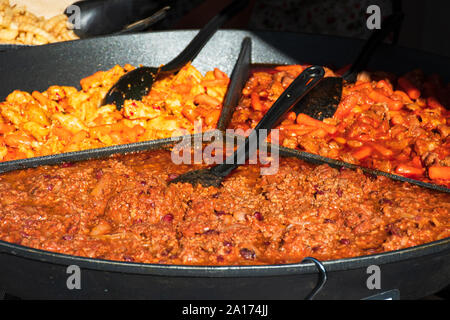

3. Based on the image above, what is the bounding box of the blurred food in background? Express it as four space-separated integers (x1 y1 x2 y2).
0 0 78 44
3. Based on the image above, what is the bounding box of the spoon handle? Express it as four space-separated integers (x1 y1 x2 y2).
217 37 252 131
116 6 171 35
343 12 404 82
211 66 325 177
161 0 249 73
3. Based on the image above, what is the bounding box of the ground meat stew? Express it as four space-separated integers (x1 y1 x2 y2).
0 149 448 265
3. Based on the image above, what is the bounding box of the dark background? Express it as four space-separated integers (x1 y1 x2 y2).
149 0 450 58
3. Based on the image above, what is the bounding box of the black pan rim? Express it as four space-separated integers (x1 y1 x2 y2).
0 237 448 277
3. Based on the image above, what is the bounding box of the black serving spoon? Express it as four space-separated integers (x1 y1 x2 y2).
217 37 252 132
293 12 404 120
67 0 169 38
170 66 325 187
102 0 249 110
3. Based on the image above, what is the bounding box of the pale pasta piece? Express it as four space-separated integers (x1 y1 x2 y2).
0 27 17 40
0 0 79 44
51 113 88 134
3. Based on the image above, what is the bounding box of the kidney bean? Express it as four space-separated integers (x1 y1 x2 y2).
240 248 256 260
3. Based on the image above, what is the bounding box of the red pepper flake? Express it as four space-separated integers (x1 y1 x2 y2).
336 189 343 197
340 239 350 245
216 255 224 263
62 235 73 241
47 184 54 191
167 173 179 181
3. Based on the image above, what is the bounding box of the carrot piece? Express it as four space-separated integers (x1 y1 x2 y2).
391 90 413 104
395 164 424 177
333 137 347 144
281 124 315 136
376 80 394 96
369 142 393 157
427 96 444 109
334 92 362 119
351 145 373 160
429 166 450 180
201 79 229 87
194 94 221 107
398 77 420 100
411 156 422 168
310 128 328 138
286 112 297 121
274 65 304 73
250 92 264 111
296 113 337 134
0 123 16 134
390 113 404 125
213 68 228 80
347 82 372 92
368 90 404 110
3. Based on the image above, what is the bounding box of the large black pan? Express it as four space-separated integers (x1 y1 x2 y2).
0 31 449 300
